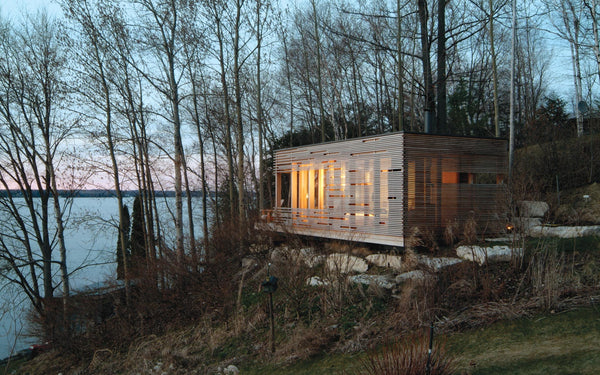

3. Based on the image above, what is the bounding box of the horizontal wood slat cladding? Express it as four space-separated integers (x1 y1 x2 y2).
402 133 508 239
271 132 508 247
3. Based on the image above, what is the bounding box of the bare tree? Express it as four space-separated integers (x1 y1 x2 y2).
310 0 327 142
133 0 191 260
436 0 447 133
545 0 585 136
233 0 246 222
489 0 501 137
204 0 237 219
62 0 137 300
396 0 405 132
584 0 600 81
0 12 72 318
254 0 271 211
417 0 436 132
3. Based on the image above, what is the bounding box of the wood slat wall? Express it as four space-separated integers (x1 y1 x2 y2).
402 133 508 238
272 132 508 247
274 133 406 246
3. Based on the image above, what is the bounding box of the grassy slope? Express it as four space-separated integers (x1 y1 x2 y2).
242 353 364 375
242 307 600 375
450 307 600 375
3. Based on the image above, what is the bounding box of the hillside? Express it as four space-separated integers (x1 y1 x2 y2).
8 228 600 374
6 135 600 374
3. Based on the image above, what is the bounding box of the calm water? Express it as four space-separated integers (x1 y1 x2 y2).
0 196 207 359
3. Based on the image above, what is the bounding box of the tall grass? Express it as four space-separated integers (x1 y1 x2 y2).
360 332 455 375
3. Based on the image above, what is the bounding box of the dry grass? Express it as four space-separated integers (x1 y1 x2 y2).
274 324 336 363
401 248 419 272
462 215 478 244
443 220 460 246
360 332 456 375
17 213 600 375
551 183 600 225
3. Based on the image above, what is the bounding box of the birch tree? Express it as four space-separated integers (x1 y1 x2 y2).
0 12 71 317
545 0 585 136
584 0 600 83
62 0 135 298
204 0 236 219
133 0 190 260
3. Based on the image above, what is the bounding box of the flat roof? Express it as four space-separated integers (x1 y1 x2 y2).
274 131 507 152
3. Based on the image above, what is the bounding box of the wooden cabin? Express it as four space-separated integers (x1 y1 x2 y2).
265 132 508 247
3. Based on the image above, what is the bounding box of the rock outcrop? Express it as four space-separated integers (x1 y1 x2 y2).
456 245 523 265
326 253 369 274
366 254 402 271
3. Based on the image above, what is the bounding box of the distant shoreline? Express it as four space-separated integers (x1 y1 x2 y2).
0 190 212 198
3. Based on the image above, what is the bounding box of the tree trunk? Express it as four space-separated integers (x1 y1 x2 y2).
282 31 294 146
509 0 516 178
190 72 210 258
436 0 447 134
311 0 327 142
489 0 500 137
396 0 404 132
214 9 236 218
234 0 246 223
585 0 600 80
256 0 265 212
417 0 436 133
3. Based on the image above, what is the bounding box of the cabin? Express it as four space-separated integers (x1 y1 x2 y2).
264 132 508 247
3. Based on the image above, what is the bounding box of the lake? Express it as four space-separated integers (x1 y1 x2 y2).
0 196 207 359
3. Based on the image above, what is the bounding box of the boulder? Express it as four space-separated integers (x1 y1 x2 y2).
249 243 270 253
223 365 240 375
418 256 462 271
306 276 329 287
270 246 324 267
349 274 395 289
241 257 257 270
518 201 549 218
326 253 369 274
269 246 289 263
299 248 325 268
514 217 543 234
366 254 402 271
395 270 434 283
528 225 600 238
305 255 326 268
456 245 523 265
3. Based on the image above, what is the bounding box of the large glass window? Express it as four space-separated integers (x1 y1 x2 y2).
278 172 291 207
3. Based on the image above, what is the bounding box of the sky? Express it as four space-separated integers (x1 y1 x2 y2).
0 0 60 20
0 0 587 112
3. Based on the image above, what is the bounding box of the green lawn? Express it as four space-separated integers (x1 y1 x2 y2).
242 351 365 375
450 306 600 374
242 306 600 374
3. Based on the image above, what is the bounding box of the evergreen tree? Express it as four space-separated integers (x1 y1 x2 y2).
130 194 146 263
116 204 131 280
